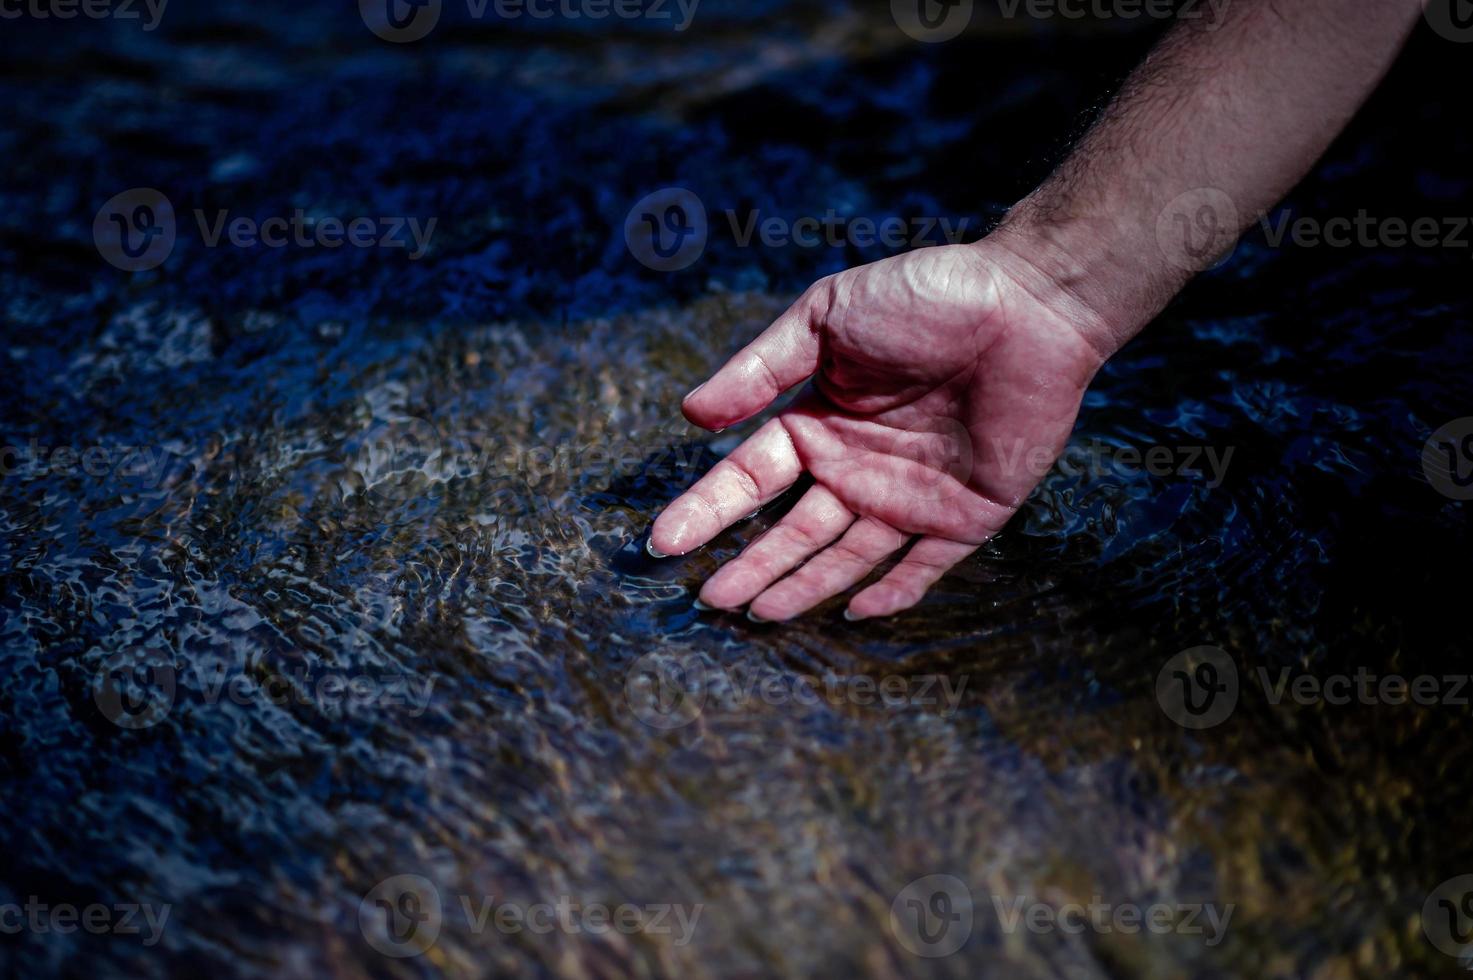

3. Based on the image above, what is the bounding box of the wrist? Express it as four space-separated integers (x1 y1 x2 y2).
980 194 1189 360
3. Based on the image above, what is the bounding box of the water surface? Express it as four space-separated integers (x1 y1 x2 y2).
2 3 1471 977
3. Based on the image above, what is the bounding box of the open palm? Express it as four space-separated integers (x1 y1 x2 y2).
649 242 1107 621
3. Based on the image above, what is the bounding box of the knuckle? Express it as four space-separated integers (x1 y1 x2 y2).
778 523 822 552
726 461 763 507
827 543 870 567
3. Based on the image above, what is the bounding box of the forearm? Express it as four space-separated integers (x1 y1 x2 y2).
987 0 1421 358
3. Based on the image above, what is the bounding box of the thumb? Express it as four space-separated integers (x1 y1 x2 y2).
682 278 831 430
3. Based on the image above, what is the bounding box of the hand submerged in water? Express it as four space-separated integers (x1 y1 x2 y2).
648 241 1109 621
647 0 1422 620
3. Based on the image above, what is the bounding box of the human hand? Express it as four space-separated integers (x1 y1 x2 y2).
648 0 1420 622
648 240 1110 621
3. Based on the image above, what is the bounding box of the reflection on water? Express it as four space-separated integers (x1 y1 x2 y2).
2 3 1472 977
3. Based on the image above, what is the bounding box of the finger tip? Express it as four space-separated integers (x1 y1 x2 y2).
845 597 894 621
848 582 916 621
680 390 721 429
747 597 797 623
681 390 746 433
648 513 692 558
696 585 735 613
699 572 762 613
681 409 728 433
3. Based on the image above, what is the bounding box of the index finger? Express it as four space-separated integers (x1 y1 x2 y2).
680 279 831 431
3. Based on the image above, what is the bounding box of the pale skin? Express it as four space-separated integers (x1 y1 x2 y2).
650 0 1424 621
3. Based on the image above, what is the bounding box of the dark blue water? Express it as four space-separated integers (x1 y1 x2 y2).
2 3 1471 977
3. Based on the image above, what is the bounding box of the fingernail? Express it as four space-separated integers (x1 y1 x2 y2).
843 608 864 622
646 537 670 559
746 610 769 624
684 383 705 402
693 598 714 611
